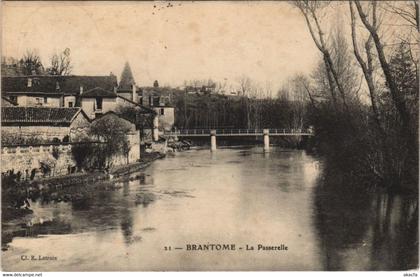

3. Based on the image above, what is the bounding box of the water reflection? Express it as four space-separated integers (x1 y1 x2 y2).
314 168 418 270
1 147 418 271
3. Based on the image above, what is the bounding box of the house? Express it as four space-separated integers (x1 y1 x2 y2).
80 87 119 119
1 106 91 143
139 85 175 131
1 75 118 108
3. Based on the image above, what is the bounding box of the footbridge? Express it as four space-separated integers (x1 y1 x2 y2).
163 128 313 151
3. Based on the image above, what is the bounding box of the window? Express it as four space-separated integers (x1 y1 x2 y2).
68 102 73 107
36 98 42 105
160 108 165 115
44 97 48 104
96 97 103 110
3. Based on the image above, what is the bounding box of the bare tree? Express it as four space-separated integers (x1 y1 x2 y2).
47 48 72 75
349 1 382 128
19 49 44 75
293 1 349 110
354 1 412 137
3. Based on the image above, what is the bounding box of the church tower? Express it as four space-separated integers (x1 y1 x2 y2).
117 62 137 102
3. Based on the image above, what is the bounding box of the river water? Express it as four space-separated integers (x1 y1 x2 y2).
2 147 418 271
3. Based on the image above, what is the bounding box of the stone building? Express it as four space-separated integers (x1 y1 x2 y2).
1 75 118 108
139 84 175 131
80 87 119 119
1 106 90 143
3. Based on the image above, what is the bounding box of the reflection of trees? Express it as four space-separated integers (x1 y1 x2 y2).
370 193 418 270
314 168 373 270
120 210 134 245
314 167 418 270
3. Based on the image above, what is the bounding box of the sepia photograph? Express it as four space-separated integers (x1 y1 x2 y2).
0 0 418 273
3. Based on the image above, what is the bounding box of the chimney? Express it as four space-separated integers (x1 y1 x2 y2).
132 83 136 102
80 85 83 94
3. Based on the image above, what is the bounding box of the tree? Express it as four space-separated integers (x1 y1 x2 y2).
293 1 349 111
349 1 382 128
153 80 159 88
354 1 412 136
89 115 132 169
47 48 72 75
19 49 44 75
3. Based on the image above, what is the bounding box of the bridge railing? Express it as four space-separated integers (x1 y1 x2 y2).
164 128 313 136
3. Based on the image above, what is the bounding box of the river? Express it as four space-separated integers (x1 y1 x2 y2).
1 147 417 271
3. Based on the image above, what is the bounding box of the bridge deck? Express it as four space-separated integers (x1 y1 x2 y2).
163 129 313 137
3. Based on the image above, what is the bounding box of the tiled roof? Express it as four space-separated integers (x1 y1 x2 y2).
1 107 87 125
80 87 117 98
1 96 18 106
116 95 156 114
2 75 118 95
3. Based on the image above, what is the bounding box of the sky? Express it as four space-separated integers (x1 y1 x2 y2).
2 1 321 91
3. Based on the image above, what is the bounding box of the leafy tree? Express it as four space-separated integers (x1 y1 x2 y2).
89 115 132 169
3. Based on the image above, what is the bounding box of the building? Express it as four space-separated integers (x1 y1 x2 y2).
1 106 91 143
140 84 175 131
80 87 119 119
1 75 118 108
1 96 18 107
116 62 138 102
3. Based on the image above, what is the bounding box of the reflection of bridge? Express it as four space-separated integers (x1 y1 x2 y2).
163 129 313 151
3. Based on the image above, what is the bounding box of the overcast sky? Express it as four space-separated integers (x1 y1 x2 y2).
2 1 321 90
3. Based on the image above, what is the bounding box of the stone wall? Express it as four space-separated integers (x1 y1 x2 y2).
1 141 140 180
2 126 72 142
1 144 76 179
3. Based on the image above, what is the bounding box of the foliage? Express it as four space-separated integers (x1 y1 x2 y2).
1 133 58 145
173 93 309 130
88 115 132 169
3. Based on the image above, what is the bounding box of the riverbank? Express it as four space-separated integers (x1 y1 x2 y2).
1 152 165 222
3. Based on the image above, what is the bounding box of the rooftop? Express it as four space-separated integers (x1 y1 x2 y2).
81 87 117 98
1 106 88 125
2 75 118 95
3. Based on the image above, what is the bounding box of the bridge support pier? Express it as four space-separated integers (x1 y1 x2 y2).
263 129 270 152
210 130 217 151
153 116 159 142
